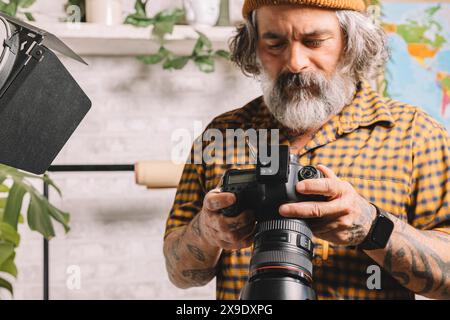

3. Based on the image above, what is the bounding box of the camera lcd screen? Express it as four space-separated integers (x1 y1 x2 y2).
228 172 256 184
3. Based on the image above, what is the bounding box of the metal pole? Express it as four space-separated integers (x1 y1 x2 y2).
48 164 134 172
43 180 49 300
41 164 135 300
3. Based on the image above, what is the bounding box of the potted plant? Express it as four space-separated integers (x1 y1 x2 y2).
0 165 69 297
125 0 230 73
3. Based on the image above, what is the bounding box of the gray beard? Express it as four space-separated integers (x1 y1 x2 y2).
260 67 357 133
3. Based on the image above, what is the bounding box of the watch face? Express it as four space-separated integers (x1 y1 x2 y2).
372 213 395 247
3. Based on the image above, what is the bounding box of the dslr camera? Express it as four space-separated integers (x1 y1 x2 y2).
220 145 325 300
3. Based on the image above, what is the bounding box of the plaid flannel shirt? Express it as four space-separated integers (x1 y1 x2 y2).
165 81 450 300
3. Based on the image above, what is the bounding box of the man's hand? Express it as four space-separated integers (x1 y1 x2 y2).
163 188 255 289
279 164 377 246
199 189 256 250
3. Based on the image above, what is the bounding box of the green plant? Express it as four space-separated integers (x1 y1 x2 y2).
125 0 230 73
0 165 69 296
0 0 36 21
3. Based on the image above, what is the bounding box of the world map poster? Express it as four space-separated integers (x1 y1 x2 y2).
381 2 450 130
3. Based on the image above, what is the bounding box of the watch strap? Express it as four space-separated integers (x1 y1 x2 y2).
358 204 394 250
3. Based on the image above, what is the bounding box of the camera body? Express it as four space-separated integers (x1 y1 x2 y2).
220 145 325 220
220 145 325 300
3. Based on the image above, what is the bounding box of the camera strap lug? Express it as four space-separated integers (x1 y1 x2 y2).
4 32 20 55
29 43 45 62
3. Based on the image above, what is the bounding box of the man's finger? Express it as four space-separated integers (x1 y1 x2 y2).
204 191 236 211
316 164 338 179
279 200 345 219
296 178 343 198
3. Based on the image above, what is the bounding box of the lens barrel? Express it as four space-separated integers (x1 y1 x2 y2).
240 218 316 300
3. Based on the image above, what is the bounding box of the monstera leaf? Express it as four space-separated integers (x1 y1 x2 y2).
0 164 68 296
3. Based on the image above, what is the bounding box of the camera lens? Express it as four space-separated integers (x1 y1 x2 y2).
240 218 316 300
298 166 322 181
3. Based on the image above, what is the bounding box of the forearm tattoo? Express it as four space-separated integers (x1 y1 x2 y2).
187 244 206 262
165 220 218 286
182 268 216 283
171 237 181 262
382 217 450 297
348 223 368 246
191 214 202 237
348 201 375 246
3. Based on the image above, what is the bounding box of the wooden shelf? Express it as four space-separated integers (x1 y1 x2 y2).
34 22 235 56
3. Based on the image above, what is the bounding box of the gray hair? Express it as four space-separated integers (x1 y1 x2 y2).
229 9 390 81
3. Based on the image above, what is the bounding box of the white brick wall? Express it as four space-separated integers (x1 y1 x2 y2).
10 0 262 300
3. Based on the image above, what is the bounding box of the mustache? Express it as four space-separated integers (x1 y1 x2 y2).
274 72 327 97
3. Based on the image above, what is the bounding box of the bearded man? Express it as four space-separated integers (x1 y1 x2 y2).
163 0 450 300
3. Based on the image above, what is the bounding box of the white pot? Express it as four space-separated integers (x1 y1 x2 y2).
183 0 221 27
86 0 123 25
143 0 183 17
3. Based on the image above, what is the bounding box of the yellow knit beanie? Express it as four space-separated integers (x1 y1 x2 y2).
242 0 367 18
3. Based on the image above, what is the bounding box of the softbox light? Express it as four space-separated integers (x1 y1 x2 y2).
0 12 91 174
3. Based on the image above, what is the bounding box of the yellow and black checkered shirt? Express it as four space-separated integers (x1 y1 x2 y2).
165 81 450 300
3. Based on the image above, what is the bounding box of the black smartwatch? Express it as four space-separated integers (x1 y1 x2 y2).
358 204 394 250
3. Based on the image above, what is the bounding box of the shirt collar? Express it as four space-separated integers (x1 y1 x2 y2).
336 81 396 135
